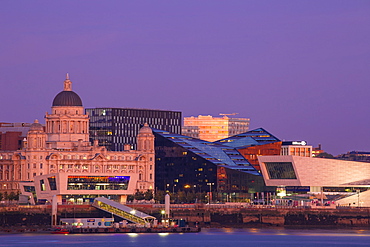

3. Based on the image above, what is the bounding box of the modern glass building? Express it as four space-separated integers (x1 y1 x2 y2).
214 128 282 172
153 129 271 202
86 108 182 151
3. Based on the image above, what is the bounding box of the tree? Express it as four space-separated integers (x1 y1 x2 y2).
186 191 196 203
196 192 207 203
134 190 145 201
3 192 8 201
8 192 16 201
127 195 134 203
177 191 187 203
154 190 165 203
144 189 153 201
316 152 334 159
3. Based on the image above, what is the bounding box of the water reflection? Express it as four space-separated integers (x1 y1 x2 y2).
1 228 370 247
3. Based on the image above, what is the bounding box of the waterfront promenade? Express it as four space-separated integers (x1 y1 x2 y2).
1 202 370 230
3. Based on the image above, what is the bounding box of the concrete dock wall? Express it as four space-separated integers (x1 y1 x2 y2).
1 205 370 228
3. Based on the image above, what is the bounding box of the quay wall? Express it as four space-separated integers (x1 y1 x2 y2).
1 204 370 228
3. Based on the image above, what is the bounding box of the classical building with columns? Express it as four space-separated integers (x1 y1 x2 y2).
0 76 155 204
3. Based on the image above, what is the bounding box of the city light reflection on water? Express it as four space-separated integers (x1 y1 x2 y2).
1 228 370 247
127 233 138 237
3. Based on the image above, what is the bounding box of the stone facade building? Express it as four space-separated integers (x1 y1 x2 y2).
0 76 155 204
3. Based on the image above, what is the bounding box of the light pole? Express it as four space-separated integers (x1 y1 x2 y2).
357 190 360 208
207 183 214 204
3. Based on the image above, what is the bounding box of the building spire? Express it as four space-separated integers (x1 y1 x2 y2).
63 73 72 91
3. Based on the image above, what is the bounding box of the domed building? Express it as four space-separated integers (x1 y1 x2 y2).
0 75 155 204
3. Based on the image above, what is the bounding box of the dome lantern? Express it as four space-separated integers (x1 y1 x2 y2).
52 74 83 106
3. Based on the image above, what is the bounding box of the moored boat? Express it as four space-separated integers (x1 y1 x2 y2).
50 228 70 234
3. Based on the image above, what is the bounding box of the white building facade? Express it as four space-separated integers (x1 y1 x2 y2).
258 155 370 207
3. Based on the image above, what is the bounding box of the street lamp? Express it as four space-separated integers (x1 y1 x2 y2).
207 183 214 204
161 210 165 223
357 190 360 208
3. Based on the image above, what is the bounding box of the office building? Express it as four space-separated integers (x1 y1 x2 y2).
0 122 32 150
86 108 182 151
312 144 325 157
281 141 312 157
183 114 250 142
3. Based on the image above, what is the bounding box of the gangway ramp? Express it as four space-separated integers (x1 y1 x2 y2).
92 197 156 225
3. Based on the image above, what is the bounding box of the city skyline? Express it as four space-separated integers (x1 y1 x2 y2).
1 1 370 155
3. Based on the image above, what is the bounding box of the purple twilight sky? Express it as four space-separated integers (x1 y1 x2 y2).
1 1 370 155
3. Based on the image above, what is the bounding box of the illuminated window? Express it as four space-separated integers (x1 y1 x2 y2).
40 179 46 191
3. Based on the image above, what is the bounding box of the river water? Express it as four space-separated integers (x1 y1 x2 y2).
1 228 370 247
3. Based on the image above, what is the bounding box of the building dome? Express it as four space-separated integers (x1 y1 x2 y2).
52 75 83 107
29 119 44 132
139 123 153 134
52 91 83 106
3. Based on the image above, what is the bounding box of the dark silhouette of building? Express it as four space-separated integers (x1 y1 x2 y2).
336 151 370 163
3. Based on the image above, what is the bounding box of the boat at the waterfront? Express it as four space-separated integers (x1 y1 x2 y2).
55 217 200 234
67 226 201 234
50 228 70 234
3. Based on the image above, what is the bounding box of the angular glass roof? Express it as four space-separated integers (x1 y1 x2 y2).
153 129 260 176
214 128 280 148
